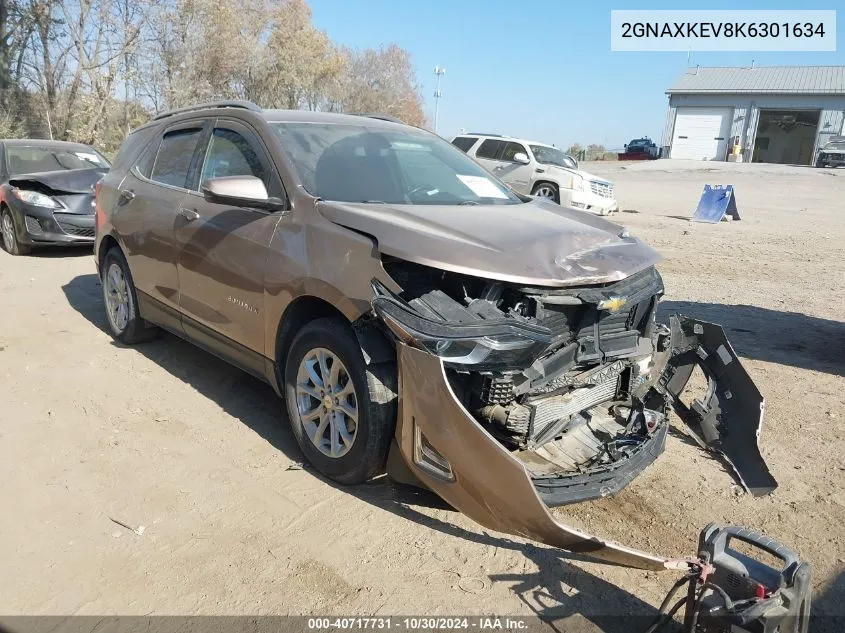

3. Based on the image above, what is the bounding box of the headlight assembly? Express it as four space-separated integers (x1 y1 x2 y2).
565 173 584 191
11 188 61 209
371 281 552 371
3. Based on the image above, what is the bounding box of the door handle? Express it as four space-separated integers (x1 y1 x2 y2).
178 207 200 221
535 168 545 173
118 189 135 204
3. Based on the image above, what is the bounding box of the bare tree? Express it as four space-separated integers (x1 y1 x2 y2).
4 0 428 150
334 44 427 126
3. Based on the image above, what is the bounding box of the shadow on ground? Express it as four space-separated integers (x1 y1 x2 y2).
812 570 845 633
7 244 94 259
61 273 671 632
660 301 845 377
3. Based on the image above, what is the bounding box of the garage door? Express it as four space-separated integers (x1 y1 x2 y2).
670 107 733 160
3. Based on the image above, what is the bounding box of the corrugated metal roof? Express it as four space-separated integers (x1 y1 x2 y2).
667 66 845 95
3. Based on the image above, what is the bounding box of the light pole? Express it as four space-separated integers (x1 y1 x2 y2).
433 66 446 135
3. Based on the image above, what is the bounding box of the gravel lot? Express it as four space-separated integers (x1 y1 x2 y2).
1 159 843 631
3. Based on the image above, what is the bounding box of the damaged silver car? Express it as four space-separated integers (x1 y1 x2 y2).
95 102 776 570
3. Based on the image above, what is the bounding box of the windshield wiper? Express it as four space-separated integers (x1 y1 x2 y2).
458 200 479 206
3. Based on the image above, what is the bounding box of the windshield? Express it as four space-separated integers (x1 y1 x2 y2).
5 145 110 176
529 145 575 169
628 139 651 147
272 122 521 205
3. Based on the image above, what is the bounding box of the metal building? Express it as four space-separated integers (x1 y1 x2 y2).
661 65 845 165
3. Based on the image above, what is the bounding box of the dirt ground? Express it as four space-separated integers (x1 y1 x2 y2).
1 160 843 631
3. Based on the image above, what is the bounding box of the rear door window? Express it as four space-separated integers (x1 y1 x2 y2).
474 139 505 160
451 137 478 153
150 127 204 188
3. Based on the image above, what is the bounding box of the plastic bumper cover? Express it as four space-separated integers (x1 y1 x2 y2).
392 342 672 571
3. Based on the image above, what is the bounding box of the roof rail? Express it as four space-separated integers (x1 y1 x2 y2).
152 100 262 121
467 132 502 137
349 112 404 124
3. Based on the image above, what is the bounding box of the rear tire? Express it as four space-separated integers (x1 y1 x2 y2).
101 247 157 344
532 182 560 204
1 207 31 256
284 318 397 484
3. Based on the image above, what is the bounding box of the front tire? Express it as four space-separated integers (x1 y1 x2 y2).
1 207 31 256
101 247 157 344
532 182 560 204
284 318 397 484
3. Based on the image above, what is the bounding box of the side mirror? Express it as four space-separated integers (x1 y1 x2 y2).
202 175 285 211
512 152 530 165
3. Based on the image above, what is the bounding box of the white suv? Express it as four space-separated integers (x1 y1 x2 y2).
451 134 618 215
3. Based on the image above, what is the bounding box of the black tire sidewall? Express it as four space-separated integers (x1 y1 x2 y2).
283 319 382 484
2 207 27 255
533 182 560 204
101 248 144 343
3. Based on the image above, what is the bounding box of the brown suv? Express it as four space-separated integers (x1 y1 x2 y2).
95 101 775 569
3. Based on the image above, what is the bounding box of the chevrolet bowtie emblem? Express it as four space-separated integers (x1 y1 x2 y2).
598 297 627 312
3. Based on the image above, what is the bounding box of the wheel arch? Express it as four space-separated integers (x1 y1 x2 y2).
97 234 122 271
1 199 27 248
1 199 21 232
272 294 396 387
531 179 561 193
274 296 351 370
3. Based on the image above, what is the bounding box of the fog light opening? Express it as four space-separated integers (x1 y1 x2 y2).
24 216 44 234
413 421 454 482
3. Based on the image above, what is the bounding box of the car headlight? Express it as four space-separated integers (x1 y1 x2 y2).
11 188 61 208
566 173 584 191
371 282 551 371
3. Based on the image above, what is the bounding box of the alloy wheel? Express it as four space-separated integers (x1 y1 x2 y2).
534 186 557 199
1 213 15 252
104 262 130 332
295 348 358 458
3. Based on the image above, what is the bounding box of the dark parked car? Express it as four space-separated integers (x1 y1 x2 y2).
619 137 659 160
94 101 774 570
0 139 110 255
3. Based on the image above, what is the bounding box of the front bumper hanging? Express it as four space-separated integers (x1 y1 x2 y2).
387 315 776 570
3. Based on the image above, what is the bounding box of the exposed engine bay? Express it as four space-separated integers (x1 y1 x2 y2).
372 256 777 506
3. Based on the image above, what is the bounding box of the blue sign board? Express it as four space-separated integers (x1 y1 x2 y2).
692 185 741 223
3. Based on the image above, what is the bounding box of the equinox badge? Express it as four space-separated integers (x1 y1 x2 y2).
227 296 258 315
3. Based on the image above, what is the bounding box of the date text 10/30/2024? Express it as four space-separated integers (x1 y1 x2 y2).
307 617 529 630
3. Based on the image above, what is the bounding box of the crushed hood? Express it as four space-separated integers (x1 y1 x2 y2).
318 198 661 287
8 167 107 195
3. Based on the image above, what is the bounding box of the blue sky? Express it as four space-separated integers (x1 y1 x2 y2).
309 0 843 149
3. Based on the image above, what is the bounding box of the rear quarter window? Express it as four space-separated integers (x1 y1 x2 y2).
112 125 160 173
451 137 478 153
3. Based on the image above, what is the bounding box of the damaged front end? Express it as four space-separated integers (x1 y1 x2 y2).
364 258 775 569
371 258 776 508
